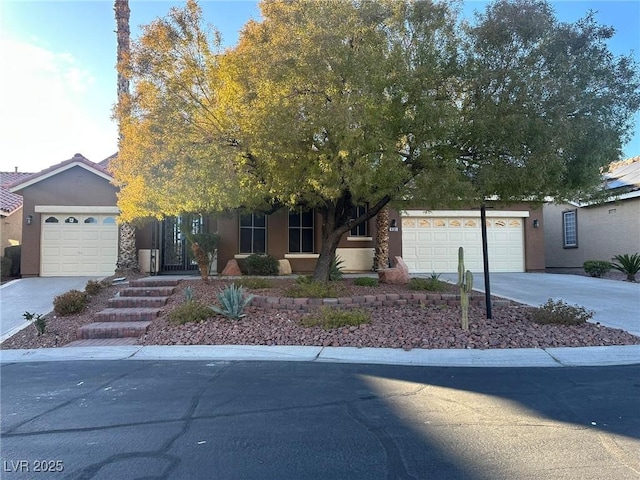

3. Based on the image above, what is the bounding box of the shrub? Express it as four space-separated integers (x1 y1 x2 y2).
245 253 279 276
353 277 378 287
211 284 254 319
23 311 46 336
583 260 612 278
329 255 345 281
611 253 640 282
284 281 340 298
169 301 213 325
408 277 447 292
531 299 594 325
233 277 273 289
85 279 104 295
53 290 88 316
301 307 371 330
4 245 21 276
183 285 195 302
0 257 12 277
296 275 313 285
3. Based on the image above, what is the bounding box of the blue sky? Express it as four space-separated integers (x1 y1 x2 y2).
0 0 638 173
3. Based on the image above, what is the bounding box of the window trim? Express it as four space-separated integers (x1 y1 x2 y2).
562 209 578 248
288 208 315 253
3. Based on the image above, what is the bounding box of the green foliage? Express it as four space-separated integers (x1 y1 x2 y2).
169 301 213 325
531 299 594 325
4 245 21 276
23 311 46 336
611 253 640 282
300 307 371 330
233 277 273 289
430 271 442 280
295 275 313 285
353 277 379 287
85 279 104 295
245 254 279 276
408 277 447 292
457 247 474 330
284 282 340 299
0 257 12 277
53 290 88 316
183 285 194 302
583 260 612 278
329 256 345 281
185 231 220 257
211 284 254 320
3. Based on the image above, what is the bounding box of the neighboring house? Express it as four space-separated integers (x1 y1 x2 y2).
1 170 33 255
11 153 545 277
544 156 640 269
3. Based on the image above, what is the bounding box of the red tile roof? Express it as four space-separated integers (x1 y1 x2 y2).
0 171 32 216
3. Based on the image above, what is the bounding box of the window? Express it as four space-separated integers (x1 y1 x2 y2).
64 216 79 224
289 208 314 253
103 217 116 224
84 217 98 224
45 216 59 223
563 210 577 248
239 213 266 254
350 205 368 237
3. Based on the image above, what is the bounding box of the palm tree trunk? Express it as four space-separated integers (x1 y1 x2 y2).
374 206 390 270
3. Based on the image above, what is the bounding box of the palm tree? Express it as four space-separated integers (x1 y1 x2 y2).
114 0 138 272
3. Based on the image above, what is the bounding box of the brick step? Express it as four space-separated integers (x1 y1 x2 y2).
77 321 152 340
130 278 181 288
121 286 176 297
108 296 169 308
95 308 160 322
65 338 140 347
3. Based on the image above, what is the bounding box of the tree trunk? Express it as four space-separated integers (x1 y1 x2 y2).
374 206 390 270
114 0 138 273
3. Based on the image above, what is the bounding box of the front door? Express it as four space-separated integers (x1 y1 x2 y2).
160 215 204 273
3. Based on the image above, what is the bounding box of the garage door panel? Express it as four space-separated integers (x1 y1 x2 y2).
402 215 524 273
40 213 118 277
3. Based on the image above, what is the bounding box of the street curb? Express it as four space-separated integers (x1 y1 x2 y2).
1 344 638 367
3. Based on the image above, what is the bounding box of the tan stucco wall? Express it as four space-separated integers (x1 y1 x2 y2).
544 198 640 268
1 207 23 254
17 167 118 276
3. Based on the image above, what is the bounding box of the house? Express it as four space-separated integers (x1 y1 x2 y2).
1 170 34 255
11 153 545 277
544 156 640 270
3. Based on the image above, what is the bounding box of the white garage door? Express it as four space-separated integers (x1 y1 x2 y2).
41 214 118 276
401 214 525 273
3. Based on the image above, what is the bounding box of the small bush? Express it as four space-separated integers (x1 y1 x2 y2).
353 277 378 287
408 277 447 292
169 301 213 325
531 299 594 325
23 311 46 336
4 245 21 276
234 278 273 289
296 275 313 285
211 284 254 319
284 281 340 298
0 256 12 277
85 279 104 295
53 290 88 316
583 260 612 278
301 307 371 330
183 285 195 302
329 255 345 281
245 253 279 276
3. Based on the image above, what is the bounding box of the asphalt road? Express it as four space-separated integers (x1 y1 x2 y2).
1 360 639 479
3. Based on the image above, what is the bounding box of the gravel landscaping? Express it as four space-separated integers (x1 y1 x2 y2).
2 275 638 351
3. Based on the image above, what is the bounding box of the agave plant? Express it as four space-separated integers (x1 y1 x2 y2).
210 284 254 320
329 255 345 281
611 253 640 282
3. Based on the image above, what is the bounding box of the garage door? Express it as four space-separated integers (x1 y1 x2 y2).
401 214 525 273
40 214 118 276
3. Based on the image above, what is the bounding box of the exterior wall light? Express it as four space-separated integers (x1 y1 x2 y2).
26 215 33 225
533 219 540 228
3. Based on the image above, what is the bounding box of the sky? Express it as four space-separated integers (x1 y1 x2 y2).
0 0 638 174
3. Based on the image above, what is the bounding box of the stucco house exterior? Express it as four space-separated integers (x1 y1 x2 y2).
544 157 640 269
10 153 545 277
1 170 33 255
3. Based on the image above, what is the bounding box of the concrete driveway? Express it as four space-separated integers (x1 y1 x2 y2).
0 277 100 342
439 272 640 336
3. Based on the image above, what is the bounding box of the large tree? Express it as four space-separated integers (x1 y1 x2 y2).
112 0 639 281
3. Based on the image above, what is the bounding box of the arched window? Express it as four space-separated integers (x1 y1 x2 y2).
103 217 116 224
84 217 98 224
65 216 79 224
45 216 59 223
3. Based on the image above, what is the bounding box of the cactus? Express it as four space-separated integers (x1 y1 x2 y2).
457 247 474 330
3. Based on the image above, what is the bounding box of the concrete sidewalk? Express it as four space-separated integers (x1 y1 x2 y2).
439 272 640 336
0 277 100 342
1 344 638 367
